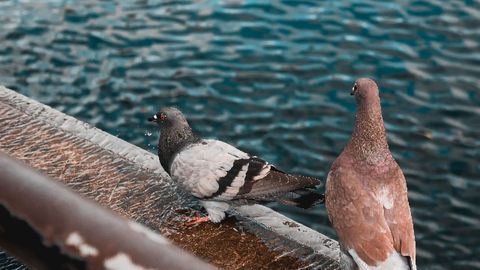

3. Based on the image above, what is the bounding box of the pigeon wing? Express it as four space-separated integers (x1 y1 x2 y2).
169 139 251 200
170 139 322 205
326 164 415 269
231 156 322 208
384 165 416 269
326 165 394 266
236 166 320 198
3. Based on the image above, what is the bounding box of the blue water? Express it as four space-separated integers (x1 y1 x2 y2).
1 0 479 269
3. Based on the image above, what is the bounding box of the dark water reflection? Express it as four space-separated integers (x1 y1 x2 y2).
1 0 479 269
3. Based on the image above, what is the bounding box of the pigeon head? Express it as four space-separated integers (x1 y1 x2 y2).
148 107 189 128
347 78 390 164
148 107 198 172
350 78 379 102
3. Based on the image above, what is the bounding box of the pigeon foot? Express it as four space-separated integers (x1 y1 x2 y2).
184 215 210 226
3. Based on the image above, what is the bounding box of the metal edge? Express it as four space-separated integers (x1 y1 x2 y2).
0 85 340 262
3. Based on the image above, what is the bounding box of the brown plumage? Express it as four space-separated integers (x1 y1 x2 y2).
325 78 416 269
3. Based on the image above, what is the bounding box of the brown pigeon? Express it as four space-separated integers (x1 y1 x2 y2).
325 78 416 270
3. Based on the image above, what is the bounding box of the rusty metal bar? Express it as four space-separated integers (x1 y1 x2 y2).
0 151 214 270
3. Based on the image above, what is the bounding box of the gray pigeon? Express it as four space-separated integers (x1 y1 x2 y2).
325 78 416 270
149 107 323 224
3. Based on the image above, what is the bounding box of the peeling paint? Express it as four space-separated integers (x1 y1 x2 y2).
129 222 169 245
65 232 99 257
104 253 149 270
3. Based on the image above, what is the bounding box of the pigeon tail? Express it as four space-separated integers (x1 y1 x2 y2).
277 188 325 209
235 169 321 200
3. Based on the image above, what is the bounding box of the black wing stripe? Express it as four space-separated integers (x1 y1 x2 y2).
204 158 250 199
238 156 269 195
245 156 268 180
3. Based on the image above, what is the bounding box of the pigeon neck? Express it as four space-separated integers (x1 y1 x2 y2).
346 96 391 165
159 124 197 173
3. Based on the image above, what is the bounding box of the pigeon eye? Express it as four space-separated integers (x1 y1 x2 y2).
353 84 358 91
160 113 167 121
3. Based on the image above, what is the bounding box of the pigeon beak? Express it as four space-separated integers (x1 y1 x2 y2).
148 114 158 123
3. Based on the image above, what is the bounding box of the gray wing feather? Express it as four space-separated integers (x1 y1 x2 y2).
170 139 249 199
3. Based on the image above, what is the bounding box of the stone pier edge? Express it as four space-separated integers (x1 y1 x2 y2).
0 85 339 262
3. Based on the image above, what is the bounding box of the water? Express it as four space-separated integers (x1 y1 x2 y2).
1 0 479 269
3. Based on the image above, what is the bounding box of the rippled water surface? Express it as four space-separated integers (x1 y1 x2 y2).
1 0 479 269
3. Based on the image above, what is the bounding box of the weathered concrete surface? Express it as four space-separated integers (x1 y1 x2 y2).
0 86 340 270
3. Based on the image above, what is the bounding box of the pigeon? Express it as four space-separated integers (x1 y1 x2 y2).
325 78 416 270
148 107 323 224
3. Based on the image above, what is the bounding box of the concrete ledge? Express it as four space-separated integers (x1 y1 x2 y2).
234 205 339 261
0 86 339 269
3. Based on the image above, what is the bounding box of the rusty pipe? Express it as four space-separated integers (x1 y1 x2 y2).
0 151 214 270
